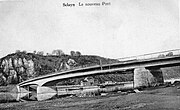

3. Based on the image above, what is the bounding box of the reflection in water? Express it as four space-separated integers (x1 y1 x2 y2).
0 92 17 103
0 82 133 102
1 78 180 103
0 91 29 103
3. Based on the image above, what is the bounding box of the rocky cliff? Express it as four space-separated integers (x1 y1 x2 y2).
0 53 34 85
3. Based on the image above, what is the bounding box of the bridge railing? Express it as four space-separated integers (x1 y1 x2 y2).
117 49 180 62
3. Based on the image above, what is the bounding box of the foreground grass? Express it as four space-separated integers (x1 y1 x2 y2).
0 85 180 110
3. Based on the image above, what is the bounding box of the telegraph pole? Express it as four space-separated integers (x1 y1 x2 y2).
99 59 102 70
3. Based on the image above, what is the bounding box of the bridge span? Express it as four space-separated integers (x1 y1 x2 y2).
18 50 180 87
14 49 180 101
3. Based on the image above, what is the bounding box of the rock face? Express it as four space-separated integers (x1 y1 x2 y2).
0 57 35 85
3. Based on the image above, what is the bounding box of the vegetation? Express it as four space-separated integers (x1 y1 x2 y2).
52 49 65 56
0 51 123 85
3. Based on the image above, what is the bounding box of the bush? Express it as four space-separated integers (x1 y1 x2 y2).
166 52 173 57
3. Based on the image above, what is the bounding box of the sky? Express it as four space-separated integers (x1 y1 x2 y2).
0 0 179 59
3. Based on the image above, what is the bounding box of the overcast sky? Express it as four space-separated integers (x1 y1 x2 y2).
0 0 179 59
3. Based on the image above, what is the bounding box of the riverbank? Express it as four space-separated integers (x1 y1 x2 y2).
0 83 180 110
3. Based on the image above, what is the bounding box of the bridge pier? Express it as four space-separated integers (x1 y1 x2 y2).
37 86 57 101
134 67 164 88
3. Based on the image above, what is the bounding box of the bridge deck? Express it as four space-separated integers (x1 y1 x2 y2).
18 55 180 86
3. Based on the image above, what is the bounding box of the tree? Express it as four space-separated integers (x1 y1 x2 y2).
37 51 44 55
52 50 56 55
57 49 64 56
33 50 36 54
158 54 165 58
22 50 27 53
52 49 64 56
70 51 76 56
15 50 21 53
76 51 81 56
166 52 173 57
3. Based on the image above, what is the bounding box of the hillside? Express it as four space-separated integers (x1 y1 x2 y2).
0 52 122 85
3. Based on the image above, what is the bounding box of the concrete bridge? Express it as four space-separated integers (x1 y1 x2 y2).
17 49 180 88
14 49 180 101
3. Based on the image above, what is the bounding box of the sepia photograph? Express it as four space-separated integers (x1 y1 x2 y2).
0 0 180 109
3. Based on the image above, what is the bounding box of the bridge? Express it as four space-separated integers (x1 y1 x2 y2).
15 49 180 100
